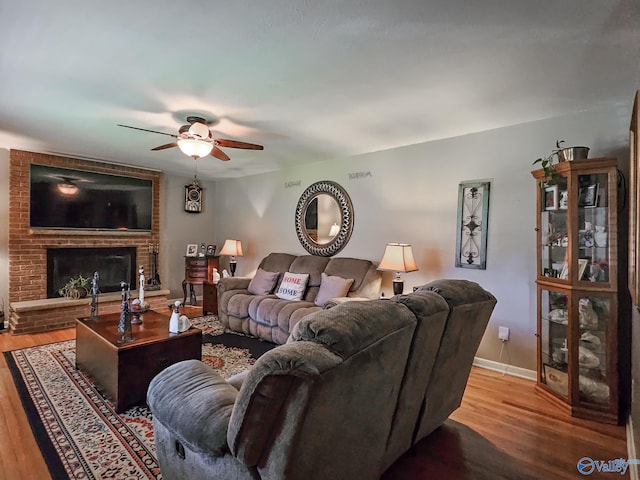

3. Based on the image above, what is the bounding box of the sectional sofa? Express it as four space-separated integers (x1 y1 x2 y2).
147 279 497 480
217 252 382 344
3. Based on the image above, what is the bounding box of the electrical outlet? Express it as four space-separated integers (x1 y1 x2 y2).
498 326 510 341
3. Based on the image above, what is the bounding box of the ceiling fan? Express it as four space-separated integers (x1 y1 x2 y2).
117 116 264 161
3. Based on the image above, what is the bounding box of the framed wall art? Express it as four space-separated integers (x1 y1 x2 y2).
455 181 490 269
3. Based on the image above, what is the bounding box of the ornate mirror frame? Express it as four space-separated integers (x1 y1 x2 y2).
295 180 354 256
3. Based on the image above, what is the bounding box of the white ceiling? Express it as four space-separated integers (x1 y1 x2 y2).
1 1 638 180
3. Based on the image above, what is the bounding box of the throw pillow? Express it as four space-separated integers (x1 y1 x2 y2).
314 272 354 307
247 268 280 295
276 272 310 301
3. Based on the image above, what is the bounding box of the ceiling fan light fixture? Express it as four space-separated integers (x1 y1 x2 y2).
177 138 213 158
188 122 210 139
57 182 79 196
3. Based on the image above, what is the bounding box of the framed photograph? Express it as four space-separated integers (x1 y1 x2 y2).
199 243 207 256
455 181 490 270
559 190 568 209
206 244 217 257
559 262 569 280
185 244 198 257
544 185 558 211
579 184 599 208
578 259 589 281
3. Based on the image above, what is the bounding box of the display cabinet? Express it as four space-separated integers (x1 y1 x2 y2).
532 157 620 424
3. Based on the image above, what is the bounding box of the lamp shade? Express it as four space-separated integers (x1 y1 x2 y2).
219 239 244 257
377 243 418 273
177 138 213 158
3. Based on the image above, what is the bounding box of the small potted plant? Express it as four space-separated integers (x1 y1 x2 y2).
58 274 90 299
533 140 565 184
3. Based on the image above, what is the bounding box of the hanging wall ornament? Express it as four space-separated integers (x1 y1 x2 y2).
185 160 203 213
455 181 490 269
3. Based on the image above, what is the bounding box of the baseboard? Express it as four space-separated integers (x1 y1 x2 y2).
473 357 537 381
628 415 639 480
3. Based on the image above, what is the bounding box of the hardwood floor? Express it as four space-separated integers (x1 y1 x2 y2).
0 308 629 479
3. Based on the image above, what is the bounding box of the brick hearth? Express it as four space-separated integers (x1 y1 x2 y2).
8 149 163 334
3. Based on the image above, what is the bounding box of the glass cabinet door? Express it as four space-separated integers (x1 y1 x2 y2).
576 172 610 284
540 177 568 279
575 293 612 409
540 288 569 398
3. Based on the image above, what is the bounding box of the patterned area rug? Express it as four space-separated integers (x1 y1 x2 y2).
4 316 275 480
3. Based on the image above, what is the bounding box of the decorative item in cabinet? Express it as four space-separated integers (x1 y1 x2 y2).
532 157 621 424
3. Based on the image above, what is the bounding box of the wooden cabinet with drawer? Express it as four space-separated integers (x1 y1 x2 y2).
182 256 219 306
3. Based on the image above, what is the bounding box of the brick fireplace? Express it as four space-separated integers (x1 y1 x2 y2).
8 149 164 333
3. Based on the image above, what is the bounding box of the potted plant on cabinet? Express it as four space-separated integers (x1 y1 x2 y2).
533 140 565 185
58 274 90 299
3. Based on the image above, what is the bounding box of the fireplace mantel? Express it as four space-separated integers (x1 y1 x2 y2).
9 289 171 335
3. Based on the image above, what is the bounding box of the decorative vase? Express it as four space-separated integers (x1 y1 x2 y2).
594 226 607 248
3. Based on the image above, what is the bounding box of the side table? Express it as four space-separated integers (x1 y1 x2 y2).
182 256 219 305
203 281 218 315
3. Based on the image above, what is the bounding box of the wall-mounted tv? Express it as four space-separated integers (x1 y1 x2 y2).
30 164 153 231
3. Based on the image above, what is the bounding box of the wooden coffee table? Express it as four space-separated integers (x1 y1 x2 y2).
76 310 202 412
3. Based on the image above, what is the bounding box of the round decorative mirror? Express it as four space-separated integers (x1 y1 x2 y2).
295 181 353 256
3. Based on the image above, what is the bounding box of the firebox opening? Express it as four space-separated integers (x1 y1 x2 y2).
47 247 137 298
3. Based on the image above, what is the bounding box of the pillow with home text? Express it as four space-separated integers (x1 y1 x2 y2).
275 272 310 301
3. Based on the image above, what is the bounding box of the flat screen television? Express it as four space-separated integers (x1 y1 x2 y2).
29 164 153 231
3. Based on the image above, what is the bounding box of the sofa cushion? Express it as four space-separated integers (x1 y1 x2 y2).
314 273 354 307
288 255 331 302
247 268 280 295
290 299 416 359
324 257 373 293
276 272 310 301
418 279 496 306
258 253 297 275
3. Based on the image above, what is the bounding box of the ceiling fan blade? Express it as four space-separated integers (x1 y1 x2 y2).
117 124 178 138
211 146 231 161
151 142 178 151
214 138 264 150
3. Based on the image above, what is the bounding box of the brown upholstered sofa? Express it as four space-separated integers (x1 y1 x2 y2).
148 279 497 480
217 252 382 344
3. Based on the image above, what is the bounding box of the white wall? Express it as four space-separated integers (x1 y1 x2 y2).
213 105 630 371
160 174 217 300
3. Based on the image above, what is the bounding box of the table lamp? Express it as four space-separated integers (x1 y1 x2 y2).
219 239 243 276
377 243 418 295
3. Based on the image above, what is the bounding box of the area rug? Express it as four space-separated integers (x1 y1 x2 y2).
4 316 275 480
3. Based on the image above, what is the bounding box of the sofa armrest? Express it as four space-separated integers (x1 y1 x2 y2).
217 276 251 295
227 369 251 390
147 359 239 456
323 296 372 309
